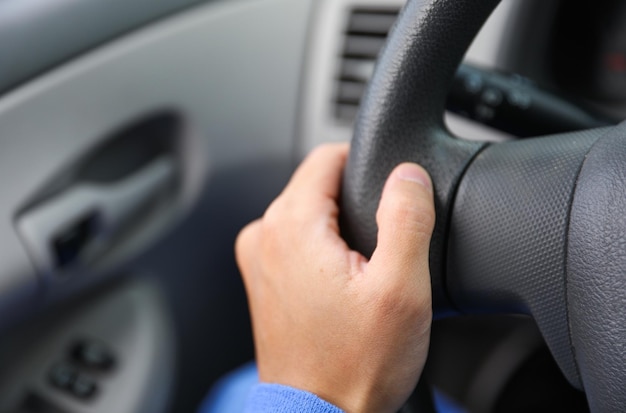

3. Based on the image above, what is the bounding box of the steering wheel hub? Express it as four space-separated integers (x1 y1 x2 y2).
341 0 626 411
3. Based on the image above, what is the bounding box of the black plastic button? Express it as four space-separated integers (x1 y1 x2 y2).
49 363 77 390
71 339 115 371
481 87 503 106
71 375 97 399
52 213 97 269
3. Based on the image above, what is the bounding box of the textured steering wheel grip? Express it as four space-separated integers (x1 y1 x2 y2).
449 122 626 411
340 0 500 311
451 123 626 412
341 0 626 411
567 125 626 412
447 129 606 388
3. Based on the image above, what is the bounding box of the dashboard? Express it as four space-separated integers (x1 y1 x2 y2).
301 0 625 154
0 0 621 412
299 0 519 154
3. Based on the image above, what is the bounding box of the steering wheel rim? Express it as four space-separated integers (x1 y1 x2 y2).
341 1 626 411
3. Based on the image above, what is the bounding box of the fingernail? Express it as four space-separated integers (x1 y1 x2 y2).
396 163 432 191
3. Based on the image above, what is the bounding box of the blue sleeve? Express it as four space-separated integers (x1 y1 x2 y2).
244 383 344 413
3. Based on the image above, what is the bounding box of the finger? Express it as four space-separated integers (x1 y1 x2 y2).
282 143 349 202
369 163 435 282
235 219 263 282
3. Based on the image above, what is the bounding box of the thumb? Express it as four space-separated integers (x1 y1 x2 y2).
369 163 435 280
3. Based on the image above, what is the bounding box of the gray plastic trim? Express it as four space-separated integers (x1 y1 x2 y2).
0 0 313 328
17 158 175 279
0 0 217 96
0 278 176 413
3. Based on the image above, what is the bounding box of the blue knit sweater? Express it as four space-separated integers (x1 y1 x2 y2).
244 384 343 413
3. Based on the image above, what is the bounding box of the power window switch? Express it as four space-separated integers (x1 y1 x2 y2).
48 363 77 391
48 363 97 401
71 339 115 371
71 375 97 399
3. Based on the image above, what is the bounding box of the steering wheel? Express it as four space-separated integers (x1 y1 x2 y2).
341 0 626 411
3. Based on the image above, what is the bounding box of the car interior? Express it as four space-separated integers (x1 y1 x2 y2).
0 0 624 412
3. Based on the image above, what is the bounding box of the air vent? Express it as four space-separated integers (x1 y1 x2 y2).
335 7 401 123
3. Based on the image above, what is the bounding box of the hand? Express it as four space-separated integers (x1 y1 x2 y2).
236 143 435 413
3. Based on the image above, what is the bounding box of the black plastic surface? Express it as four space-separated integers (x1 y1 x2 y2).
0 0 213 96
19 393 68 413
342 0 626 410
71 339 115 371
53 213 98 269
49 363 77 391
448 64 612 137
341 0 498 312
447 129 606 387
71 375 97 399
550 0 626 102
567 122 626 413
48 362 98 400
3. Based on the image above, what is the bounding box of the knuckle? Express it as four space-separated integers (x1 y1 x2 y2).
309 142 348 161
235 222 255 256
263 194 311 232
235 220 262 278
262 197 286 229
260 197 294 252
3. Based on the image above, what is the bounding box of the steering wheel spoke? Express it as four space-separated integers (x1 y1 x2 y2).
448 127 608 387
341 0 626 411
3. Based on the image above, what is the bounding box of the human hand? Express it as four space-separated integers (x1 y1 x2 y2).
236 143 435 413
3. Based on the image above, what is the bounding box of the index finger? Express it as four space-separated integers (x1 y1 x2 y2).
282 143 350 202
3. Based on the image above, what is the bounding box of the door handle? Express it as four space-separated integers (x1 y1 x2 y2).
16 157 176 277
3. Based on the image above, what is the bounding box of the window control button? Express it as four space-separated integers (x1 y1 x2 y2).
49 363 77 390
71 339 115 371
71 375 97 399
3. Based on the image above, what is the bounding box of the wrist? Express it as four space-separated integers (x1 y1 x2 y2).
261 375 396 413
